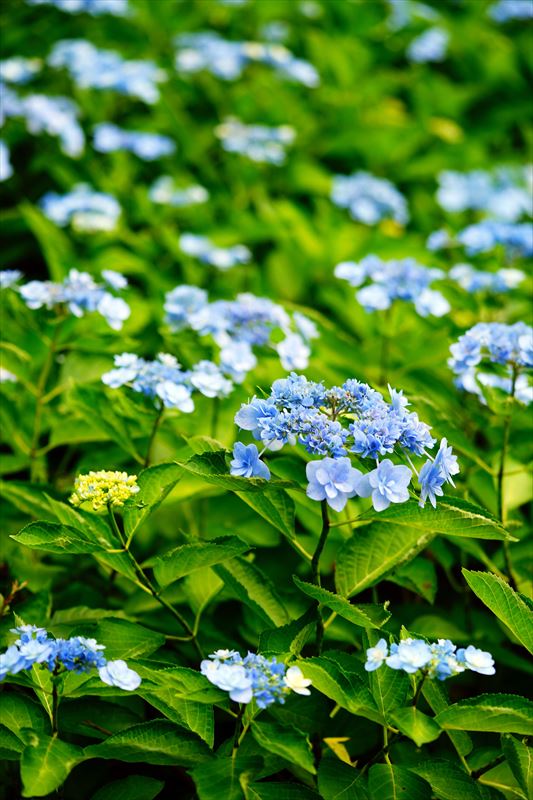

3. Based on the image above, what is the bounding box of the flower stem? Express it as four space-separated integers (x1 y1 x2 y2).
231 704 246 758
51 675 61 735
413 672 427 707
311 500 330 654
497 365 518 590
144 404 164 468
29 321 62 482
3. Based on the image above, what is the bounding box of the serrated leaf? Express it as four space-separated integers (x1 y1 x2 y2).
388 558 437 603
360 497 511 540
20 733 83 797
462 570 533 654
409 759 488 800
501 735 533 798
191 754 262 800
294 656 381 723
422 680 472 757
247 783 321 800
259 607 316 658
436 694 533 735
237 488 296 541
71 385 143 463
11 520 113 554
293 576 390 629
389 707 442 747
215 557 289 627
90 775 164 800
368 764 431 800
139 689 214 747
123 462 183 538
152 536 250 588
335 523 436 598
0 693 51 737
251 719 316 775
318 752 368 800
91 619 165 659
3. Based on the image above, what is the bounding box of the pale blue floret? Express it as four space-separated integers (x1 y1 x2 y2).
93 123 176 160
215 117 295 165
102 352 195 410
331 172 409 225
364 638 388 671
489 0 533 22
40 184 121 231
306 456 362 511
407 27 449 63
356 459 412 512
28 0 129 15
179 233 251 270
0 140 13 182
149 177 209 207
386 638 432 672
98 660 142 690
369 636 495 681
437 167 531 221
418 458 445 508
230 442 271 479
0 269 22 288
456 645 496 675
1 90 85 156
0 57 42 84
450 264 526 294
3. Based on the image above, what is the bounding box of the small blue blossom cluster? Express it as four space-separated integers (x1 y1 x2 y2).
149 177 209 208
93 123 175 161
102 352 233 410
0 270 22 288
232 373 459 510
407 27 449 63
215 117 295 165
0 56 42 84
489 0 533 21
49 40 166 104
28 0 129 14
40 183 121 231
436 167 532 221
200 649 312 707
428 221 533 258
449 322 533 406
179 233 251 271
449 264 526 294
0 625 141 690
335 256 449 317
1 86 85 157
0 140 13 182
331 171 409 225
175 32 319 87
387 0 440 31
365 637 496 680
165 286 318 376
15 268 129 329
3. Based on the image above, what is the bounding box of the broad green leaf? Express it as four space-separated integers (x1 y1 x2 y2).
90 775 164 800
409 759 489 800
251 720 316 775
152 536 250 588
247 783 321 800
11 520 113 554
389 707 442 747
0 479 59 519
177 451 297 492
294 656 381 723
0 724 23 760
388 558 437 603
237 489 296 542
462 569 533 654
293 577 391 629
477 761 526 799
20 203 74 280
360 497 511 540
364 632 410 723
422 680 472 757
84 720 212 767
501 734 533 798
436 694 533 735
318 752 368 800
91 619 165 659
368 764 431 800
215 557 289 627
139 689 214 747
71 385 143 463
20 732 83 797
259 606 316 658
123 463 183 538
335 523 436 598
191 755 262 800
0 692 51 737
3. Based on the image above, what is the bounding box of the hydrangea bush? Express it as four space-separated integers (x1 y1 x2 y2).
0 1 532 799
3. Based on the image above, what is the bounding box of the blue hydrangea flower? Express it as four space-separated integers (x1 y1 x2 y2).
230 442 271 479
28 0 129 15
93 123 176 161
0 269 22 288
489 0 533 22
306 456 362 511
215 117 295 165
437 167 531 221
368 635 495 681
364 638 388 671
356 460 412 512
407 27 449 63
331 172 409 225
179 233 251 271
102 353 196 410
149 177 209 208
450 264 526 294
2 90 84 156
0 140 13 182
99 660 142 690
40 184 121 231
0 56 42 84
386 638 432 673
418 458 445 508
456 645 496 675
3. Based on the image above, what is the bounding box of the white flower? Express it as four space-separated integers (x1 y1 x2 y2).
284 666 312 695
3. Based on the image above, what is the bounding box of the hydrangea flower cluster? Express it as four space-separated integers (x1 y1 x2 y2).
436 167 532 221
407 27 449 63
175 32 319 87
0 270 22 288
70 470 140 510
149 177 209 208
165 286 318 376
28 0 130 14
449 322 533 406
49 40 166 104
102 352 234 409
489 0 533 22
365 637 495 680
200 649 312 708
335 256 450 317
215 118 295 165
331 171 409 225
449 264 526 294
16 268 129 329
93 123 175 161
232 373 459 510
427 221 533 258
0 140 13 182
40 184 121 232
1 87 85 156
386 0 440 31
0 57 42 84
179 233 251 271
0 625 141 690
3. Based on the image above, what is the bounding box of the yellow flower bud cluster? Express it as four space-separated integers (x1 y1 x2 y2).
70 470 140 511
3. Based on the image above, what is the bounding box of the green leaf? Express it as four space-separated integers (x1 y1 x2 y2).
191 755 262 800
294 656 381 723
139 690 214 747
293 577 391 629
152 536 250 588
360 497 511 540
251 720 316 775
318 752 368 800
215 557 289 627
462 569 533 654
335 523 436 598
367 764 431 800
237 489 296 542
20 203 74 281
0 693 51 737
247 783 322 800
84 720 212 767
409 759 489 800
177 451 296 492
364 632 410 723
501 734 533 798
0 479 59 519
259 607 316 658
90 775 164 800
123 463 183 538
388 558 437 603
436 694 533 735
91 619 165 659
422 680 472 758
0 725 24 760
389 707 442 747
20 733 83 797
11 520 113 554
71 385 143 463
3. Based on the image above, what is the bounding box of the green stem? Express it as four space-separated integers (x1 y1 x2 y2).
231 705 246 758
107 507 203 658
413 672 427 707
497 366 518 590
51 679 60 735
30 322 62 482
311 500 330 654
144 404 164 468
